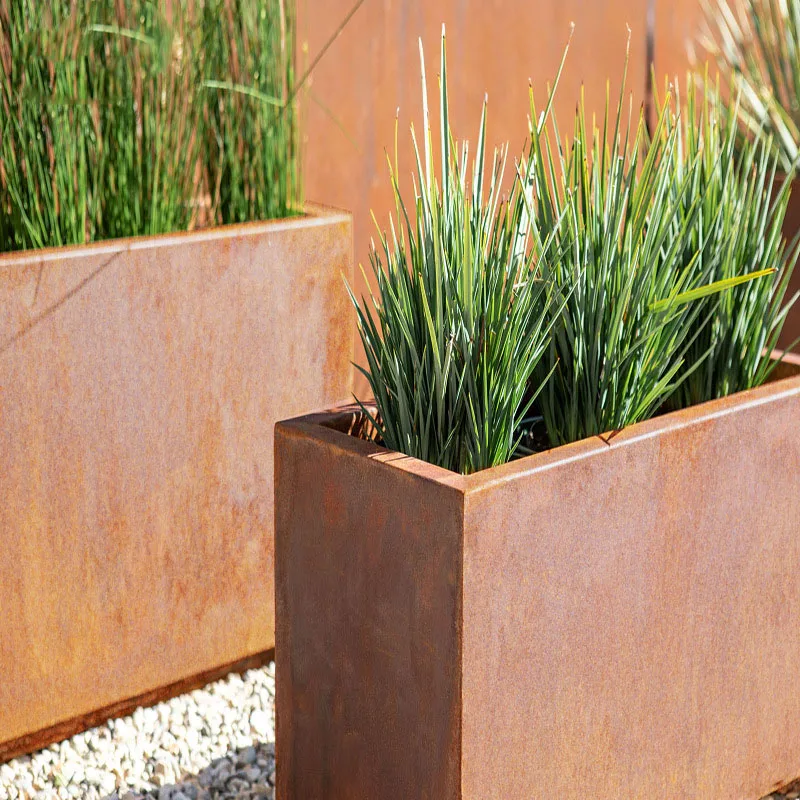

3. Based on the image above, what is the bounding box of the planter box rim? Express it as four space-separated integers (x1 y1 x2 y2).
278 350 800 494
0 202 349 267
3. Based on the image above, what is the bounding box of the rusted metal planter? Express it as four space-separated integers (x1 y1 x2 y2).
0 205 353 759
275 355 800 800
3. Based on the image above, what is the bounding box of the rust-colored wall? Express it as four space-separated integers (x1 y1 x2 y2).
0 208 353 752
298 0 649 395
651 0 705 87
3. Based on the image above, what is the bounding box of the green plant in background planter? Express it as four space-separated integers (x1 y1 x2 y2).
201 0 299 225
0 0 300 253
86 2 204 240
659 77 799 408
0 2 102 250
699 0 800 173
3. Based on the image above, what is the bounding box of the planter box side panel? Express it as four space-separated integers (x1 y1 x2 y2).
461 383 800 799
275 423 463 800
0 214 353 746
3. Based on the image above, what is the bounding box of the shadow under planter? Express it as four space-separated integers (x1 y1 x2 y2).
275 354 800 800
0 205 353 760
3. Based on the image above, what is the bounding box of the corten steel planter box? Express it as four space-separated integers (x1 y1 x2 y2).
276 355 800 800
0 204 353 759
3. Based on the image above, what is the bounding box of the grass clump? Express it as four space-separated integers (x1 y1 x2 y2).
525 45 774 447
0 2 100 250
659 77 799 409
698 0 800 172
353 29 789 471
349 30 565 475
201 0 299 225
0 0 299 254
86 1 203 239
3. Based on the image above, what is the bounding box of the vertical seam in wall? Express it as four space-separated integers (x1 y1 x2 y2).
645 0 656 134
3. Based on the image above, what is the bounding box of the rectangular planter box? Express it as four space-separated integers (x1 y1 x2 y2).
0 205 353 759
276 355 800 800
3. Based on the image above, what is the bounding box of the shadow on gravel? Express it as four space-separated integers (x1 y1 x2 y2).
102 740 276 800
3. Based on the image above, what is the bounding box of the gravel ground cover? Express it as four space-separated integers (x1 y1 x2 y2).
0 664 275 800
2 657 799 800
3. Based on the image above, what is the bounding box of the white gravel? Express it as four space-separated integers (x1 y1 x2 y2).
0 663 275 800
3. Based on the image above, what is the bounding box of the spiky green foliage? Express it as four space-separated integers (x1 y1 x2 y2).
349 31 564 475
0 0 201 249
659 76 799 408
0 0 299 254
201 0 299 224
86 2 203 239
0 2 100 249
699 0 800 172
525 47 771 448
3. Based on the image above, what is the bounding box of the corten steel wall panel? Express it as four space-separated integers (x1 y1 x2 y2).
460 370 800 798
779 181 800 350
274 421 464 800
0 207 353 751
298 0 649 395
276 358 800 800
651 0 704 88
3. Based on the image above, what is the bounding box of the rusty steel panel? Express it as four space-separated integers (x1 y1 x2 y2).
651 0 704 88
460 355 800 799
0 205 353 752
780 181 800 350
274 418 464 800
298 0 649 396
276 355 800 799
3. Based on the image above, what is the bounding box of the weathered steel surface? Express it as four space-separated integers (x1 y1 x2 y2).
650 0 703 89
298 0 649 396
276 356 800 799
275 417 464 799
0 206 353 752
779 180 800 350
460 356 800 799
